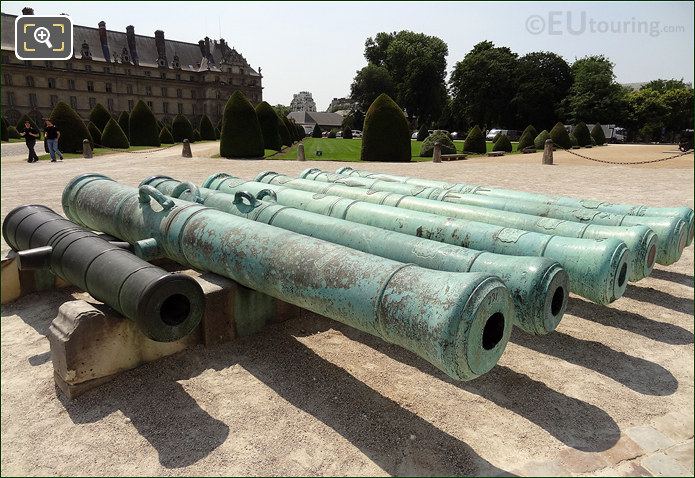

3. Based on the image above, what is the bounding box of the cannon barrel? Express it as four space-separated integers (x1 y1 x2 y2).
211 172 629 305
62 174 516 381
2 204 204 342
336 166 694 249
301 168 658 279
144 175 568 335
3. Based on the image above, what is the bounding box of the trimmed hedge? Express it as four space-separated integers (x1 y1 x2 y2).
159 126 174 144
521 124 538 139
101 118 130 149
219 90 265 159
277 116 292 147
591 123 606 145
534 130 550 149
360 93 411 162
283 117 297 143
16 114 39 132
193 128 201 142
89 103 112 131
172 114 194 142
199 115 216 140
492 134 513 152
420 131 456 157
462 125 486 154
8 126 21 139
573 122 592 147
342 126 353 139
297 124 306 139
516 130 535 151
88 122 102 146
48 101 92 153
550 122 572 149
255 101 282 151
117 111 130 139
311 123 322 138
1 117 8 142
416 124 429 141
569 133 579 147
129 100 160 146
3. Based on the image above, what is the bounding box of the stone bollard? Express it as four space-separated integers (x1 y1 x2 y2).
297 142 306 161
82 139 93 159
182 139 192 158
542 139 554 165
433 141 442 163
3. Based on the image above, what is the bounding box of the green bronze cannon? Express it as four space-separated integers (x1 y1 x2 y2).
2 204 205 342
142 175 569 335
336 166 693 253
301 168 657 279
208 172 630 305
61 174 516 381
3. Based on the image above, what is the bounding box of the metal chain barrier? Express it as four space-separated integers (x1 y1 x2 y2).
561 146 693 165
91 142 182 154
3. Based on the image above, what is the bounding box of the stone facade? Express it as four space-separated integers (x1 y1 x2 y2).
289 91 316 112
0 9 263 127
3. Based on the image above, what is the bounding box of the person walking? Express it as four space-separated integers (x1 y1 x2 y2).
44 119 64 162
20 120 40 163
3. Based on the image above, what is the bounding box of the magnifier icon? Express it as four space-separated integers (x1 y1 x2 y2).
33 27 53 48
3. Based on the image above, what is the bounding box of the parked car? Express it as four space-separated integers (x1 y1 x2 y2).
411 131 418 140
351 130 362 138
486 129 521 141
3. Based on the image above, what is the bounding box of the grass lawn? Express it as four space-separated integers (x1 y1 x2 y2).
269 138 520 161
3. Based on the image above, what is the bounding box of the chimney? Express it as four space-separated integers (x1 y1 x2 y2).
98 21 111 62
154 30 167 67
21 7 34 15
198 40 205 57
126 25 139 65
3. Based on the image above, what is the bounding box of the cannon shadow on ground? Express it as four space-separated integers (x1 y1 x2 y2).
621 284 695 315
649 267 694 288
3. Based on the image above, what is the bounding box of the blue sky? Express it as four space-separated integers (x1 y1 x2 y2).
3 1 693 110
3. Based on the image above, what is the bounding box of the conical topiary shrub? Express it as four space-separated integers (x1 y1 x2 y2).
88 122 102 146
277 116 292 147
171 114 194 142
89 103 112 131
521 124 538 139
573 122 592 147
297 124 306 139
493 134 513 152
48 101 92 153
342 126 353 139
462 125 486 154
192 128 201 142
550 122 572 149
219 90 265 159
420 131 456 157
360 93 411 162
8 126 21 139
159 126 174 144
569 133 579 147
516 130 535 151
101 118 130 149
311 123 322 138
199 115 216 141
118 111 130 140
255 101 282 151
416 124 429 142
214 127 221 140
1 117 9 142
16 114 39 132
129 100 160 146
591 123 606 145
534 130 550 149
283 116 297 143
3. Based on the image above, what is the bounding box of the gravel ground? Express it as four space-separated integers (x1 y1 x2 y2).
1 142 693 476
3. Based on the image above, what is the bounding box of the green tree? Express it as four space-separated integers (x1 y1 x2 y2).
450 41 518 128
462 125 486 154
255 101 282 151
101 118 130 149
591 124 606 145
219 91 264 159
492 134 512 152
277 116 292 147
416 124 429 141
273 104 291 118
512 52 571 127
159 126 174 144
199 115 216 140
517 125 537 150
171 114 194 142
48 101 92 153
573 122 592 146
350 64 396 112
419 131 456 157
129 100 160 146
89 103 112 131
117 111 130 140
311 123 322 138
550 122 572 149
87 122 102 146
534 130 550 149
361 93 411 162
342 126 353 139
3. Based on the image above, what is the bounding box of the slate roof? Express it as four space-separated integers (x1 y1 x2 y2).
1 12 260 75
288 111 344 127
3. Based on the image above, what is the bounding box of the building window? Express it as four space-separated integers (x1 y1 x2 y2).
85 64 92 72
177 103 184 114
50 95 58 107
106 82 113 93
192 104 197 115
216 90 221 99
104 67 111 74
126 69 131 75
145 71 151 77
126 84 133 94
161 87 167 97
3 73 12 85
70 96 78 109
147 100 153 109
107 98 114 111
45 60 54 68
67 79 75 90
159 72 165 79
89 97 96 109
176 88 182 98
145 86 152 95
191 90 196 99
87 81 94 92
189 75 194 81
48 78 56 88
2 54 9 64
29 93 38 107
7 92 15 106
25 76 35 87
215 75 220 82
128 99 134 111
66 62 73 70
176 73 181 81
163 102 169 114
